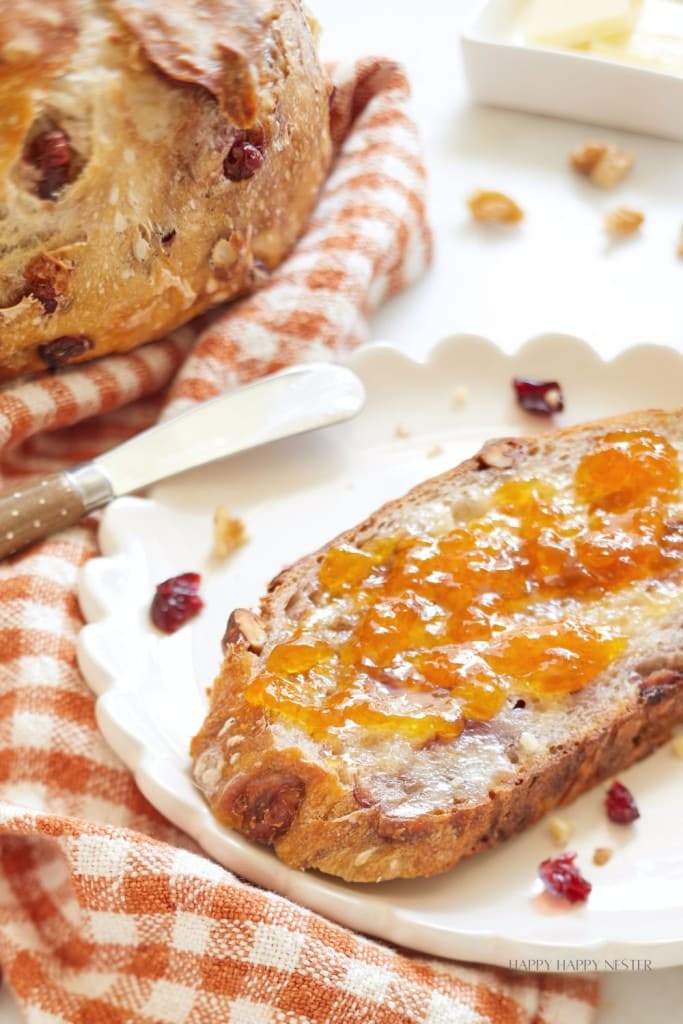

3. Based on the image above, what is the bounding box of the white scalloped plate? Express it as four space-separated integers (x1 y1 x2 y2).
77 335 683 970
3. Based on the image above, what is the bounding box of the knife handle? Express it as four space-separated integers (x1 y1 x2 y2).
0 463 113 560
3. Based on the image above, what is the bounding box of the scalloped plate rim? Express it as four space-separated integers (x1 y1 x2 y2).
77 334 683 970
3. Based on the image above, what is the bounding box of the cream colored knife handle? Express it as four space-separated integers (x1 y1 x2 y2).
0 464 113 559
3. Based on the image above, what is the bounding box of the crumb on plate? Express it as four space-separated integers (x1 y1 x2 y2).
213 506 248 560
548 815 574 847
427 443 444 459
593 846 613 867
394 424 411 439
453 385 468 407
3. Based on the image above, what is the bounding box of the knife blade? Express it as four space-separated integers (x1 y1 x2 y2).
0 363 365 560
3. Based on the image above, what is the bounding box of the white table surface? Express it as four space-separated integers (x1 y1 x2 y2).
3 1 682 1020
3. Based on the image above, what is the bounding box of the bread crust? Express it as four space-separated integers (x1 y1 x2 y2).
191 410 683 881
0 0 331 378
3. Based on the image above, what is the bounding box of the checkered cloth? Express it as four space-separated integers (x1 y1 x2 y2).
0 59 599 1023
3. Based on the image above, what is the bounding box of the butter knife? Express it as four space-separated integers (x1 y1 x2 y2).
0 363 365 559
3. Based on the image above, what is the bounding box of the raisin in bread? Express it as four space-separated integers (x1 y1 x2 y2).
191 409 683 882
0 0 331 378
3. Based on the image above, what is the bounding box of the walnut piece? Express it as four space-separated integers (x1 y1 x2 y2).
593 847 613 866
468 190 523 225
605 207 644 237
477 440 516 471
213 505 247 560
571 142 634 189
548 815 574 847
571 142 608 176
222 608 266 654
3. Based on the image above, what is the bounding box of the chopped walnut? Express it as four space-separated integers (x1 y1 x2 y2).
592 150 634 189
548 816 574 847
593 847 613 867
571 142 634 189
605 207 644 237
468 190 523 225
213 506 247 560
571 142 609 176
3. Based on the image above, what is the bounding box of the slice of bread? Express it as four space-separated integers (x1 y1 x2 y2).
191 409 683 882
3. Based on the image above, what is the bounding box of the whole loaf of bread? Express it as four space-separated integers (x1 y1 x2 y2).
0 0 332 378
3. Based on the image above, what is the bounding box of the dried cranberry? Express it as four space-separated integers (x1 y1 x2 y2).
605 781 640 824
223 132 264 182
28 282 58 314
27 129 72 200
513 377 564 415
538 852 592 903
151 573 204 634
37 335 94 370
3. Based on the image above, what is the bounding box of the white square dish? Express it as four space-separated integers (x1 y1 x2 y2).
461 0 683 141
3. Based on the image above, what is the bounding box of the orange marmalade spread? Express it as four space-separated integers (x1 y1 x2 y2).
245 429 683 745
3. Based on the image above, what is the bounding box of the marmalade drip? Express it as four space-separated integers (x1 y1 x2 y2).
245 429 683 744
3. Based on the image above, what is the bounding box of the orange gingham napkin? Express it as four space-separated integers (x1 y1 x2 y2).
0 59 599 1024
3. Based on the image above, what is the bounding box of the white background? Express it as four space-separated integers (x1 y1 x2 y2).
313 0 683 1021
3 0 683 1020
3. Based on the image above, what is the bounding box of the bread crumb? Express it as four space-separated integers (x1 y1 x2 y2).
671 735 683 759
427 444 444 459
468 190 523 225
548 816 574 847
519 731 540 756
213 506 247 560
453 386 468 408
395 424 411 439
571 142 634 188
593 847 613 866
605 207 644 237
